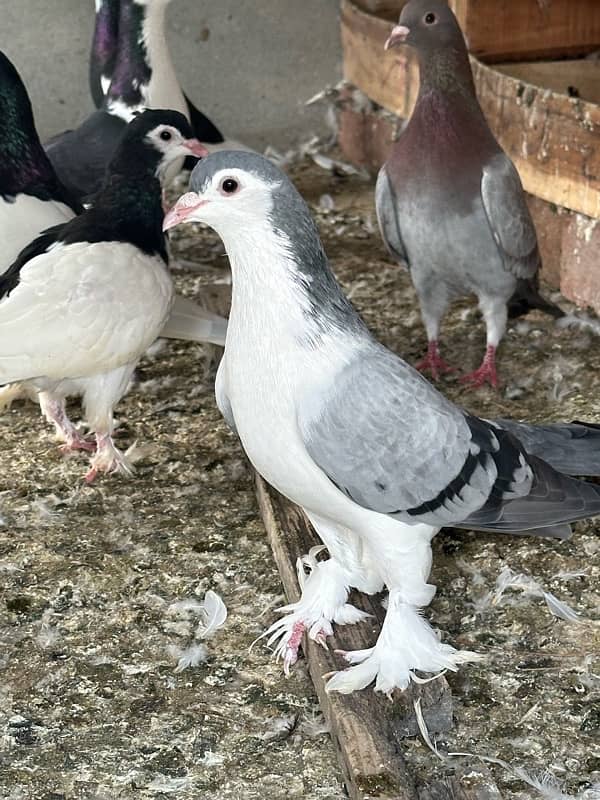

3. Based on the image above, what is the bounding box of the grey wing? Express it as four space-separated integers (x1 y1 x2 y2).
481 153 540 279
299 346 600 534
299 346 495 523
375 167 408 264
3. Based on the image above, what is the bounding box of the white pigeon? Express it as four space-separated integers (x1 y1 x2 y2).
0 109 205 481
164 151 600 695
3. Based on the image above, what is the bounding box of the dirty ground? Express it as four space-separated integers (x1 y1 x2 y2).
0 155 598 800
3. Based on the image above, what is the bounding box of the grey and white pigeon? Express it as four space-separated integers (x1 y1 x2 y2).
164 151 600 694
88 0 224 148
0 110 204 481
377 0 563 389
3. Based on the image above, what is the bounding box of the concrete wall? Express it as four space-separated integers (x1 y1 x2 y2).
1 0 342 149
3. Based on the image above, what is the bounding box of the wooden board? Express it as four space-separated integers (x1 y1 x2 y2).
340 0 417 118
255 475 504 800
494 59 600 106
340 0 600 219
352 0 406 21
450 0 600 62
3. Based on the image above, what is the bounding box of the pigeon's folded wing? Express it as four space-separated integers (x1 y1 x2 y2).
481 153 540 279
375 168 408 264
299 347 600 534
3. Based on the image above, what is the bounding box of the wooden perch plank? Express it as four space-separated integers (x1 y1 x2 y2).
255 474 503 800
450 0 600 62
340 0 600 219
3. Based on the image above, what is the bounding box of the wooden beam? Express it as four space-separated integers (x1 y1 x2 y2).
450 0 600 63
340 0 418 118
340 0 600 219
255 475 503 800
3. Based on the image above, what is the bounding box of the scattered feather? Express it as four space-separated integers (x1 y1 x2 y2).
198 750 224 767
196 590 227 639
168 643 209 673
299 711 329 738
413 698 445 762
481 566 581 623
147 776 192 793
257 714 298 742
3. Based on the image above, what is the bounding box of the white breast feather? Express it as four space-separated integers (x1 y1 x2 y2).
0 241 173 383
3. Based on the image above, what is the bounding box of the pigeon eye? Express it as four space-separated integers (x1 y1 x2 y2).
160 129 173 141
220 178 239 195
424 12 436 23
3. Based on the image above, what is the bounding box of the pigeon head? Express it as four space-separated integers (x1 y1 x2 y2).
162 151 295 235
164 151 364 336
108 109 207 184
385 0 465 53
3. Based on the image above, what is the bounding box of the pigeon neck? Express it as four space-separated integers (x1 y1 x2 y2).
83 174 168 261
140 1 188 117
105 1 151 111
0 113 59 198
89 0 120 107
417 45 477 103
224 215 366 344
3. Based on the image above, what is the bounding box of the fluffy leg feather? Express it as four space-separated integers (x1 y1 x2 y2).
326 521 481 694
262 513 381 673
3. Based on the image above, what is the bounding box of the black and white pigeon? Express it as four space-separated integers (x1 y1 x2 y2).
164 151 600 695
0 50 225 438
377 0 564 389
46 0 224 202
0 109 206 481
88 0 225 147
0 50 82 270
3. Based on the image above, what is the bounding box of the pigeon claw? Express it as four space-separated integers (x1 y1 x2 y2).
416 341 456 381
460 345 498 389
282 620 306 675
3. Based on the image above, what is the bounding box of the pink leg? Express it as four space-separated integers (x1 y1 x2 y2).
460 345 499 389
39 393 95 452
84 432 134 483
281 620 331 675
415 341 456 381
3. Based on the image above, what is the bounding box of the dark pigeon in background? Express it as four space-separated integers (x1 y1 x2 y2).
89 0 224 145
377 0 564 389
89 0 120 109
46 0 225 202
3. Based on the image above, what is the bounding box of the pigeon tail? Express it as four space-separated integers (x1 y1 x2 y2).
508 278 565 320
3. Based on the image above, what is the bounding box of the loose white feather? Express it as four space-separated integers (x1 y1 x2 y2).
197 590 228 639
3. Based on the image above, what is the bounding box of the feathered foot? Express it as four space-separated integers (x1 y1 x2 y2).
84 434 134 483
260 547 371 674
325 591 482 696
59 433 96 454
416 341 456 381
461 345 498 389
